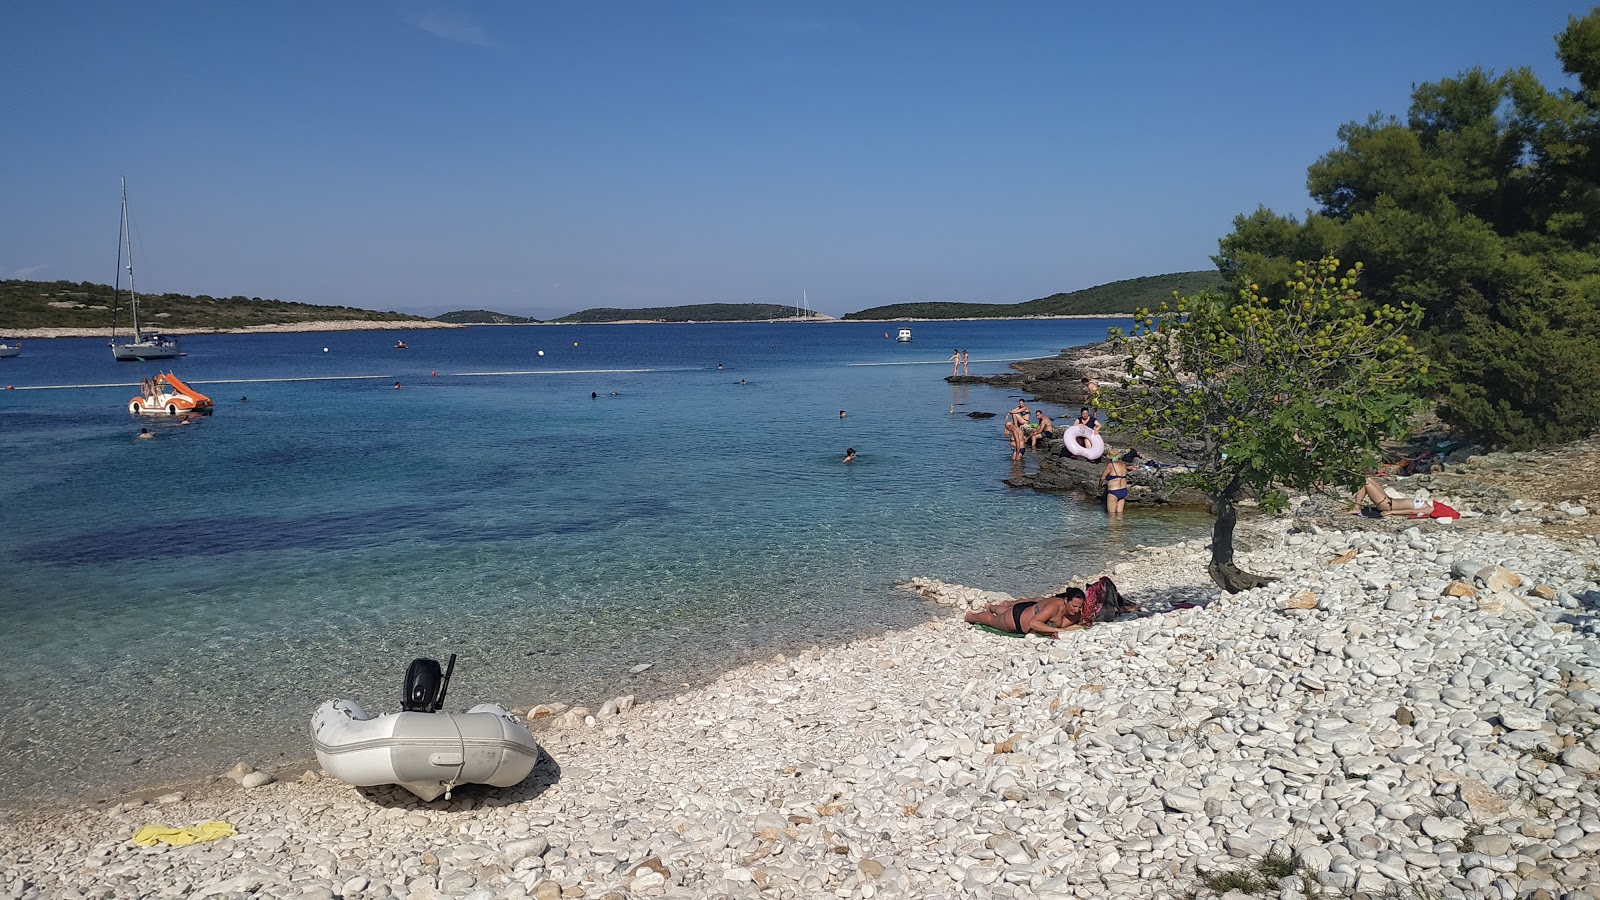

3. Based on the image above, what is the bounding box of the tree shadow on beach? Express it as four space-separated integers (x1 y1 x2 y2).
352 745 563 810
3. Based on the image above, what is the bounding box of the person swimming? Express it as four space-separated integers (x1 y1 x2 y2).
843 448 856 463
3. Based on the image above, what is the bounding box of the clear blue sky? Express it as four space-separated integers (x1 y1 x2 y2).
2 2 1591 319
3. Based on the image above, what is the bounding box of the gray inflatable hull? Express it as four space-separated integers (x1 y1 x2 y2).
311 699 540 801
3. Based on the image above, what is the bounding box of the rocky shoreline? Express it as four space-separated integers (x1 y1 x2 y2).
2 439 1598 899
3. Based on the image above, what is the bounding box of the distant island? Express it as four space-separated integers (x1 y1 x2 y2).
843 271 1224 320
1 279 430 332
550 303 825 324
434 310 543 324
3 271 1227 335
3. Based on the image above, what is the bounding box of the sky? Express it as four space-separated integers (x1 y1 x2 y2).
1 2 1593 320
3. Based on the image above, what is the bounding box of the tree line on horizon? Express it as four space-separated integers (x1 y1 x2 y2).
1 272 1211 332
0 279 428 330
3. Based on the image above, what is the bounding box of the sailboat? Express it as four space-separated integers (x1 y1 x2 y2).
109 179 184 362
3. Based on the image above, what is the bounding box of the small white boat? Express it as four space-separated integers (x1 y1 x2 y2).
896 327 913 343
0 340 19 359
311 655 540 801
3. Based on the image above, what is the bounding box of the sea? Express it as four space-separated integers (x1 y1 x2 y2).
0 319 1207 808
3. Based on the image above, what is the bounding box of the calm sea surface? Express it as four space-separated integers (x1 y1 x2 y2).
0 319 1205 807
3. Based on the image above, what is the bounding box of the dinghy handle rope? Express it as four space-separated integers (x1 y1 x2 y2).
443 713 465 801
438 653 461 799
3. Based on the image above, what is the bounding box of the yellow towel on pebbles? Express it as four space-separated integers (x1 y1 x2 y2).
132 820 236 847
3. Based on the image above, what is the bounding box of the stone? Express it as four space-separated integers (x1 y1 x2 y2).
528 703 568 719
1497 706 1545 731
1284 591 1318 610
1480 565 1524 592
1561 745 1600 774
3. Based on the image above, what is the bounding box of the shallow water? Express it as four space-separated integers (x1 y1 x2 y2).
0 319 1206 806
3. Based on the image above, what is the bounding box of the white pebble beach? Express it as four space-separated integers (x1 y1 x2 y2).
3 496 1599 900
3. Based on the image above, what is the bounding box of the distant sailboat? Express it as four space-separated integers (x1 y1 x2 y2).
109 179 183 362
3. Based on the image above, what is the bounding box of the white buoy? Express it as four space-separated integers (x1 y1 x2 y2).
537 350 545 356
323 347 329 353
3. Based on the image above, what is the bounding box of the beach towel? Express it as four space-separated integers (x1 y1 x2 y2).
132 820 236 847
1425 501 1460 521
970 624 1056 639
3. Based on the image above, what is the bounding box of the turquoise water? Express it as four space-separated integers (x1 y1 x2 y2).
0 320 1203 806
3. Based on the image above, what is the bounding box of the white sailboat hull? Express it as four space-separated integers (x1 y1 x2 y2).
311 699 541 801
112 342 184 361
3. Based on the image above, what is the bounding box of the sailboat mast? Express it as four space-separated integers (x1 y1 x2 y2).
122 179 140 337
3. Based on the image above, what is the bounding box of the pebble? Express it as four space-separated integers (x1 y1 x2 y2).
2 482 1598 900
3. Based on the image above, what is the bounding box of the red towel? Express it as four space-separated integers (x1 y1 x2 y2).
1428 500 1460 520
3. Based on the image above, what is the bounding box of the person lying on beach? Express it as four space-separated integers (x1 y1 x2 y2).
964 594 1083 636
1350 477 1461 520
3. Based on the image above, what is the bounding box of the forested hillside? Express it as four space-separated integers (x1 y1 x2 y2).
435 310 542 324
843 271 1224 320
553 303 820 323
0 280 427 330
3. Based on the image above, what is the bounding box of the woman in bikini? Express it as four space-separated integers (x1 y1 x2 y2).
964 593 1082 636
1350 477 1460 519
1003 399 1031 460
1102 451 1133 516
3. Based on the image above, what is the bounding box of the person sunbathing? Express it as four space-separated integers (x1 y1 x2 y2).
1350 477 1460 520
964 594 1082 636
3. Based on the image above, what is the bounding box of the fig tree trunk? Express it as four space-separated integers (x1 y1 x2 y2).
1207 484 1273 594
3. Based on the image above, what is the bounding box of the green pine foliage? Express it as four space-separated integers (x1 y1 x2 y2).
0 279 428 330
1213 10 1600 449
843 271 1224 320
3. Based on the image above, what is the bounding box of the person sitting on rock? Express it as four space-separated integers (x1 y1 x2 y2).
1028 410 1055 448
1350 476 1460 520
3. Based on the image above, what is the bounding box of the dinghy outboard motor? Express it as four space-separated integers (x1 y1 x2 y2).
401 653 456 713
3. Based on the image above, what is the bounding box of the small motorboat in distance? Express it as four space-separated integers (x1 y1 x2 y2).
394 340 408 349
0 340 20 359
896 327 913 343
129 372 213 415
311 654 541 802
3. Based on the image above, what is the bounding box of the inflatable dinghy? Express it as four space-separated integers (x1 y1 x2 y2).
311 654 540 801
